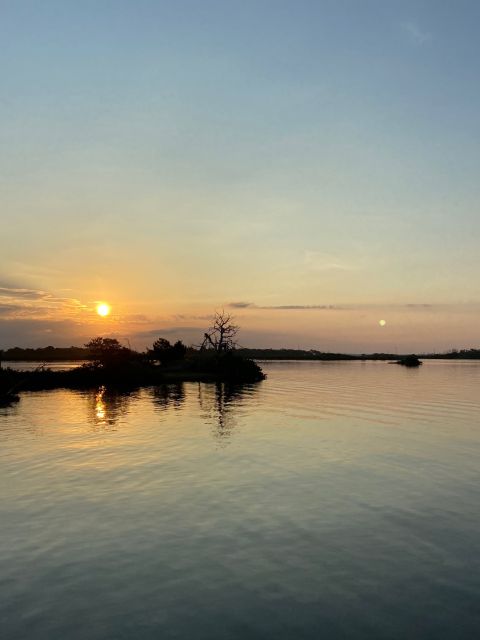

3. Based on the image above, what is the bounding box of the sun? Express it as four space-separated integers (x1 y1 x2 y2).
379 319 386 327
96 303 111 317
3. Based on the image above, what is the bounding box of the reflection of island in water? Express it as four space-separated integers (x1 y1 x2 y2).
152 383 185 411
86 382 259 441
198 382 256 444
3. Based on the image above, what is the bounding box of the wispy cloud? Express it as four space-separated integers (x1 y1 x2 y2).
115 313 151 324
229 302 457 312
260 304 339 310
0 285 84 321
0 318 92 347
0 287 48 300
172 314 214 322
133 326 204 338
402 22 432 46
229 302 255 309
303 251 358 272
405 303 433 308
229 302 340 310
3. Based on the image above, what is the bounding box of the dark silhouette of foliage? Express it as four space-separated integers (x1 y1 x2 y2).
395 354 422 367
428 348 480 359
188 349 265 382
150 338 187 364
85 337 132 368
235 348 361 360
1 345 89 361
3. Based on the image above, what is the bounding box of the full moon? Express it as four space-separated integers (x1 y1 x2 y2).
379 319 386 327
96 303 111 317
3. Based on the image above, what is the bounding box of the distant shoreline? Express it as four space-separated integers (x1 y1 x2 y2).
2 346 480 362
238 348 480 361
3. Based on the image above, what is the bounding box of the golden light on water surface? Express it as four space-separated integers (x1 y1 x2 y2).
95 387 107 422
96 303 111 317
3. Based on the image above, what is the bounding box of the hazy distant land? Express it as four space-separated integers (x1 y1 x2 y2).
2 345 480 362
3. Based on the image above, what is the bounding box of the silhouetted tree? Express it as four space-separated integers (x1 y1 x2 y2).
151 338 170 354
201 311 239 352
85 337 131 368
150 338 187 364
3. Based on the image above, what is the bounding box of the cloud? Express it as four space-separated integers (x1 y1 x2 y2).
0 285 84 321
229 302 451 312
132 326 204 338
402 22 432 45
229 302 340 310
405 303 433 308
0 318 92 348
116 313 151 324
172 314 214 321
261 304 339 310
229 301 255 309
0 304 25 314
303 251 357 272
0 286 48 300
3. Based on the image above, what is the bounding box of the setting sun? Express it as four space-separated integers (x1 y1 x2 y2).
96 303 111 317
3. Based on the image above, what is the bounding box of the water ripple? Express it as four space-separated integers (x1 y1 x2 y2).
1 361 480 639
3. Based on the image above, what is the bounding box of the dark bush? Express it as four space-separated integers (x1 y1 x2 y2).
149 338 187 365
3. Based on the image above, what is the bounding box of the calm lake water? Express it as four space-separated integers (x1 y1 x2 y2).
1 361 479 639
3 360 89 371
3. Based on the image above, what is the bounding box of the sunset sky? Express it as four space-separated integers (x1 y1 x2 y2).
1 1 479 352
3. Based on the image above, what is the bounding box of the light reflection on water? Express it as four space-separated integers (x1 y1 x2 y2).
2 360 90 371
1 361 480 639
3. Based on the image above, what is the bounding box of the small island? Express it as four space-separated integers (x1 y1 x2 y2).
0 312 265 405
394 354 423 367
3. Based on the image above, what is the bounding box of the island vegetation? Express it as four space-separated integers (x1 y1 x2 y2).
0 312 265 405
394 354 423 367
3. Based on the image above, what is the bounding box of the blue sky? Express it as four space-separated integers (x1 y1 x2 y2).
1 1 479 350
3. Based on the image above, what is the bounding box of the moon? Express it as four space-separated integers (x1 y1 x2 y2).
96 303 111 317
379 319 386 327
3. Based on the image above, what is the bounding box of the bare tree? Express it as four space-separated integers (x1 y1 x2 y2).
201 311 239 353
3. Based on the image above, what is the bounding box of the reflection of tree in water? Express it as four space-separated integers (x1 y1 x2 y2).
197 382 256 445
152 384 185 411
89 386 133 430
87 382 258 438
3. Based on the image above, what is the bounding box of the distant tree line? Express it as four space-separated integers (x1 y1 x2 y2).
236 349 375 360
1 345 90 361
2 315 480 365
426 348 480 359
3 344 480 362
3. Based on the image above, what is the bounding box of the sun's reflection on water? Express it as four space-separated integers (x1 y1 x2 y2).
89 387 133 431
95 386 107 424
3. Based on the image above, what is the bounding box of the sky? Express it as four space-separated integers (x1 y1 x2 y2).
1 0 480 352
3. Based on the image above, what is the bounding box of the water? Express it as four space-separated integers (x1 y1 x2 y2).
1 361 479 639
2 360 89 371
